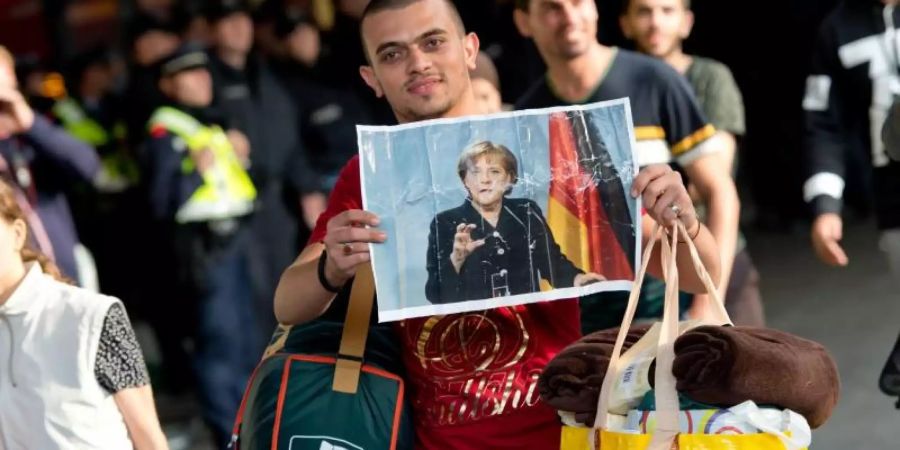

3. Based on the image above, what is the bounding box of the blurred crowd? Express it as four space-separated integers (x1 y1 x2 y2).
2 0 899 448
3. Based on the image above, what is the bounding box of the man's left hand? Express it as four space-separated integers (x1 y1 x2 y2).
631 164 699 234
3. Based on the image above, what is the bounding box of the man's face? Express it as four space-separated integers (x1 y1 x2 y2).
166 68 213 107
359 0 478 123
214 12 254 55
82 63 114 96
621 0 692 59
514 0 598 62
463 155 511 209
0 63 18 137
286 23 321 66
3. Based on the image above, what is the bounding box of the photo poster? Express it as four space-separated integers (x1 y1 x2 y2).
358 99 642 322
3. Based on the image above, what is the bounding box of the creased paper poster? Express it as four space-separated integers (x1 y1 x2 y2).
359 99 641 322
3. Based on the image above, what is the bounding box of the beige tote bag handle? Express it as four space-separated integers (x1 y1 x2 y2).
593 222 732 448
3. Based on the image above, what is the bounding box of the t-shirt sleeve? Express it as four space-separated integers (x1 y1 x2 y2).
307 155 364 244
656 66 718 166
699 61 746 136
94 302 150 394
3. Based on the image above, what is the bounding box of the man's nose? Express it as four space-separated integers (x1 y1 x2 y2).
407 46 433 74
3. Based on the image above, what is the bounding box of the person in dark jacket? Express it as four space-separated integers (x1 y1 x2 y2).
804 0 900 269
425 141 604 303
271 10 375 193
204 0 324 323
0 45 100 284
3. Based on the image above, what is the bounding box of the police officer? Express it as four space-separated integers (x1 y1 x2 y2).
144 43 261 448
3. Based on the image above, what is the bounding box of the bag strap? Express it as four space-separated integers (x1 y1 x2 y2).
594 224 664 430
333 263 375 394
593 222 734 448
646 225 681 450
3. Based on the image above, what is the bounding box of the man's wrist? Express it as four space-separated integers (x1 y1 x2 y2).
318 251 348 293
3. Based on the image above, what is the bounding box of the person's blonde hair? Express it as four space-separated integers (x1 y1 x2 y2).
456 141 519 187
0 179 68 283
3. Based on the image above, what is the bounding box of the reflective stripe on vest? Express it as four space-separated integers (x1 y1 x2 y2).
148 106 257 223
52 98 109 147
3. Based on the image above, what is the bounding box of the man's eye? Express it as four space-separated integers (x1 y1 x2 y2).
425 38 443 49
381 50 401 62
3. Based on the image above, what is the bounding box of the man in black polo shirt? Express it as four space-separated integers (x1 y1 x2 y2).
512 0 739 332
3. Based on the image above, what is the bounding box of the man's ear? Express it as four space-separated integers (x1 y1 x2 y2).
359 65 384 98
463 32 480 71
619 14 635 40
680 10 695 40
513 9 532 38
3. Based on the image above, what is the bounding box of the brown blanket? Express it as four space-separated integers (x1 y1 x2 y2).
538 324 652 418
673 325 840 428
540 325 840 429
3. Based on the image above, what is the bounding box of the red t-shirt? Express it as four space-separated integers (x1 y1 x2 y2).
309 156 582 449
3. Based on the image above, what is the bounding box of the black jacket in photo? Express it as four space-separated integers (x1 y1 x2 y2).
425 197 583 304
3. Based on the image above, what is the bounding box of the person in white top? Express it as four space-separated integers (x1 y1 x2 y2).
0 178 168 449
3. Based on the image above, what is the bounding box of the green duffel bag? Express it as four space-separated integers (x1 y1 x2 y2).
230 265 414 450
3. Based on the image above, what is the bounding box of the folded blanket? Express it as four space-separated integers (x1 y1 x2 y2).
539 324 652 417
673 325 840 428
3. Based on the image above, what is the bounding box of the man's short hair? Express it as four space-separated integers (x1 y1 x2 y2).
360 0 467 59
457 141 519 189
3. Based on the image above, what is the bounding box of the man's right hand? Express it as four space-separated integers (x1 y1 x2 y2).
811 213 848 267
322 209 386 288
450 223 485 273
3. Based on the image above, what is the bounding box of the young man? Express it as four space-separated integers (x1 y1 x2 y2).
619 0 764 326
512 0 740 329
272 0 722 448
144 44 260 448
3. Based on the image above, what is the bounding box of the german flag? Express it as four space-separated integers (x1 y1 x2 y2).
546 110 635 281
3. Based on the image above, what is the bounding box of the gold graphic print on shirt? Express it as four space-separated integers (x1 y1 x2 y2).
406 306 542 426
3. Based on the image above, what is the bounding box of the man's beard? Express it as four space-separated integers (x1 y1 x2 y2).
639 36 680 59
401 94 455 122
552 38 591 61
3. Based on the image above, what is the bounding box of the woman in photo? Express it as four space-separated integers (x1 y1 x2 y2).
425 141 605 303
0 178 169 449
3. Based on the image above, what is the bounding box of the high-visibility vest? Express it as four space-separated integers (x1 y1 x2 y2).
53 97 140 191
148 106 257 224
52 97 109 146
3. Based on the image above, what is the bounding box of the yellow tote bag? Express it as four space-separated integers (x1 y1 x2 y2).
561 223 806 450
